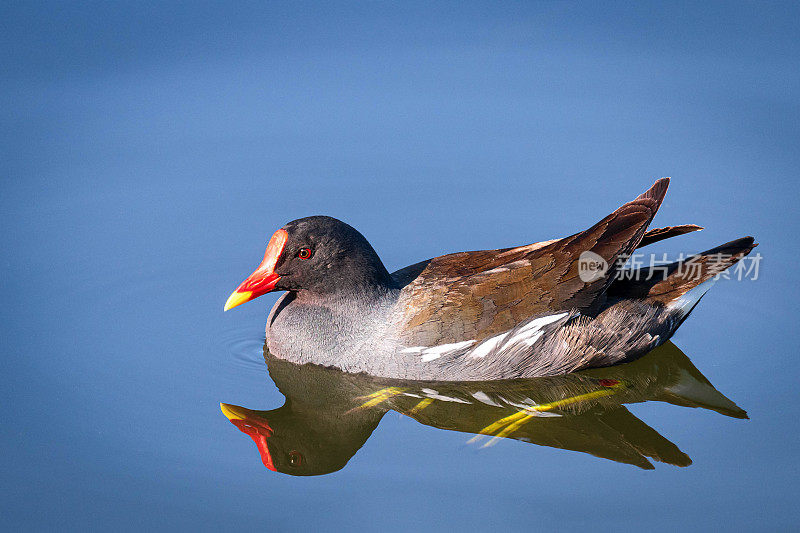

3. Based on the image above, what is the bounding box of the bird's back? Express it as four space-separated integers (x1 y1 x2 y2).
392 178 671 350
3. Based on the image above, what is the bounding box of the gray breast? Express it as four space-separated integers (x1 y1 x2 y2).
266 291 407 374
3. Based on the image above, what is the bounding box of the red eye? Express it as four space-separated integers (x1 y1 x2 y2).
297 248 312 259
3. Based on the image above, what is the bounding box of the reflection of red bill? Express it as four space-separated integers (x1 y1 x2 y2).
220 403 276 471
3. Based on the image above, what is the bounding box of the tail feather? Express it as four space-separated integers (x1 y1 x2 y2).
638 224 703 249
608 236 758 308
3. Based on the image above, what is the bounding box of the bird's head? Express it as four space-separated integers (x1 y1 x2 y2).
224 216 393 311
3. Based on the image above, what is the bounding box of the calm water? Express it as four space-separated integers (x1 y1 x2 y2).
3 2 798 531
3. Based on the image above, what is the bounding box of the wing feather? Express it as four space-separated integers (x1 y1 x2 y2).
393 179 671 347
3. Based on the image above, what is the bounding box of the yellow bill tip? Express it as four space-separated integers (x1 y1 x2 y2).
220 403 248 420
224 290 253 311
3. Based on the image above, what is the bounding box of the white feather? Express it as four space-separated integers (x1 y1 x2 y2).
402 312 568 363
402 340 476 362
670 279 716 317
469 312 568 358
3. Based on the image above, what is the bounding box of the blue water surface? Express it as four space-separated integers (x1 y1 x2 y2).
2 2 798 530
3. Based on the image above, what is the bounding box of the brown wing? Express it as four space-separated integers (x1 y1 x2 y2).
392 222 700 288
394 179 671 347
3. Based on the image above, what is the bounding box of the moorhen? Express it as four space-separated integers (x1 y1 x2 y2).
224 179 756 380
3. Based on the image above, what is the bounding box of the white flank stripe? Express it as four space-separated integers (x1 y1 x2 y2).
403 312 569 362
469 332 510 359
400 346 426 354
402 340 476 362
469 312 569 358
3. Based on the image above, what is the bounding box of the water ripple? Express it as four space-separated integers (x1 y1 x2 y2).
218 325 267 373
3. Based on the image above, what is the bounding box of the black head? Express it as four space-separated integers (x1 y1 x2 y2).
225 216 395 310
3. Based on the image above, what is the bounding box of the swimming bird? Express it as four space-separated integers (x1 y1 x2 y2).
224 178 756 380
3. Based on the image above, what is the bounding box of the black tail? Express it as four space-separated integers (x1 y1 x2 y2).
608 236 758 306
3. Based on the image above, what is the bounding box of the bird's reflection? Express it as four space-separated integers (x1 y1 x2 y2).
221 342 746 476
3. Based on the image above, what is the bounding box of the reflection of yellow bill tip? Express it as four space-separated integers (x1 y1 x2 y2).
220 403 247 420
224 290 253 311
